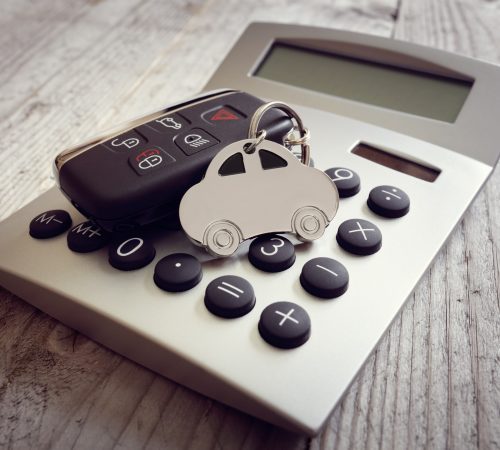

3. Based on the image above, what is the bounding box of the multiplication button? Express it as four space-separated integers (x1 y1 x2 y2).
204 275 255 318
248 235 295 272
300 257 349 299
368 185 410 218
336 219 382 256
258 301 311 349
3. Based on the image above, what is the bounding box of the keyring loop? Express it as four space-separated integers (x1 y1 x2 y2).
243 129 266 154
248 101 310 166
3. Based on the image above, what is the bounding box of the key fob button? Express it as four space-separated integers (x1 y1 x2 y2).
128 147 176 176
103 130 146 152
29 209 72 239
145 113 190 135
109 236 156 271
258 301 311 349
67 221 110 253
175 128 219 155
201 105 246 125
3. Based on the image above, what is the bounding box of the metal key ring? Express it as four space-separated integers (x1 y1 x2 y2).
247 101 311 166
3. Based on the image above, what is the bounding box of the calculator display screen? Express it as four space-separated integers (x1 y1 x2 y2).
254 43 473 123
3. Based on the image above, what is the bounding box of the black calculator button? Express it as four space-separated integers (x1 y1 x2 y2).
336 219 382 256
300 257 349 299
128 147 176 176
325 167 361 198
103 130 146 152
201 105 246 125
368 185 410 218
258 301 311 349
108 236 156 271
29 209 72 239
145 113 190 135
153 253 202 292
67 220 110 253
248 235 296 272
204 275 255 318
175 128 219 155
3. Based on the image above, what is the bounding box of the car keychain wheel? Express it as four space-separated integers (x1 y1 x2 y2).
204 221 242 257
293 206 327 241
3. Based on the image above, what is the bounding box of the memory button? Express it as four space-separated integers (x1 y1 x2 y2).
29 209 72 239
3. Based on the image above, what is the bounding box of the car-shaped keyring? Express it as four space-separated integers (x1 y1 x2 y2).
179 138 339 257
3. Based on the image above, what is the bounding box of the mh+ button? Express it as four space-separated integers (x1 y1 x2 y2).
175 128 219 155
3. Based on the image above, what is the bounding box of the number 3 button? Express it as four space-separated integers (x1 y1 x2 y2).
248 234 296 272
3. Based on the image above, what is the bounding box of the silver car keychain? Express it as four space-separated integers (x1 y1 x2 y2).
179 101 340 257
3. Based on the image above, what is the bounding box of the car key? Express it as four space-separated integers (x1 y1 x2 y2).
54 90 293 232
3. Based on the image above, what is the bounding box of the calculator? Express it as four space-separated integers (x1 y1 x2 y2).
1 23 500 436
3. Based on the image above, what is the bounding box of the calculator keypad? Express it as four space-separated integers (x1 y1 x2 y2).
248 235 296 272
367 185 410 218
336 219 382 256
300 257 349 299
325 167 361 198
154 253 202 292
67 221 110 253
204 275 256 318
109 236 156 271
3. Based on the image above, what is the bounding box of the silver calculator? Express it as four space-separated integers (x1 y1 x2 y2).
1 23 499 435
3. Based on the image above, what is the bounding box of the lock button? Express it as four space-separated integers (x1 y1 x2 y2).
103 130 147 152
175 128 219 155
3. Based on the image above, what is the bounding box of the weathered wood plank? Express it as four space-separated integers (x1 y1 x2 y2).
0 0 499 448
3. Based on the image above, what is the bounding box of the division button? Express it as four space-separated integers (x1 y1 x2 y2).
336 219 382 256
29 209 72 239
300 257 349 299
108 236 156 271
67 220 110 253
324 167 361 198
248 235 296 272
368 185 410 218
204 275 255 318
154 253 202 292
258 301 311 349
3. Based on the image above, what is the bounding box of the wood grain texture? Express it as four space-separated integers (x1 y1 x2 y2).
0 0 499 448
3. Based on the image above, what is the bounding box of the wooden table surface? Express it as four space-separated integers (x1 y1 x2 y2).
1 0 499 448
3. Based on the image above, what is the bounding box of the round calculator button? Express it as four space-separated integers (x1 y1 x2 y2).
248 235 295 272
204 275 255 318
108 236 156 271
300 257 349 299
154 253 202 292
367 185 410 218
325 167 361 198
336 219 382 256
29 209 72 239
258 301 311 349
67 220 110 253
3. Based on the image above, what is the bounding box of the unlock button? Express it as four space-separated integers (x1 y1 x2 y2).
175 128 219 155
128 147 175 176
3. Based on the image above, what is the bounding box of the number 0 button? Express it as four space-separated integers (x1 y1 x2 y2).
109 236 156 271
248 235 296 272
258 301 311 349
